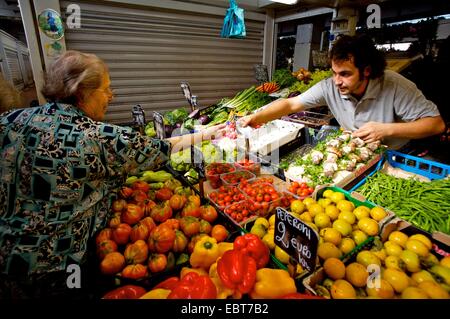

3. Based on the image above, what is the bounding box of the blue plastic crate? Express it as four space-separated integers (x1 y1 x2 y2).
349 150 450 192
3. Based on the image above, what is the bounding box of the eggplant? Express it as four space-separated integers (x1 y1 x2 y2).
288 91 301 98
198 115 210 125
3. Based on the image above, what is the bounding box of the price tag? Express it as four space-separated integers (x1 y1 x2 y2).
190 143 205 196
274 207 319 273
181 81 195 111
153 111 165 139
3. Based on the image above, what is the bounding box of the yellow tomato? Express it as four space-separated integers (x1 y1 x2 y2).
336 200 355 212
333 219 352 237
330 192 345 204
338 211 356 225
351 230 368 245
331 280 356 299
408 234 431 246
385 255 404 271
356 250 381 268
406 239 430 258
339 238 356 255
400 249 421 273
353 206 370 220
366 279 395 299
322 227 342 246
388 231 408 248
325 205 340 221
384 241 403 257
323 189 335 199
382 268 410 293
369 206 388 222
401 287 429 299
314 213 331 229
440 256 450 269
357 217 379 236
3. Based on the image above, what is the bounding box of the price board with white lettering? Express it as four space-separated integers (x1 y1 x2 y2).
274 207 319 273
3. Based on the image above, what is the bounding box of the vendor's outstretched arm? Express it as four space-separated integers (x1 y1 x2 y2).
240 97 305 127
353 116 446 143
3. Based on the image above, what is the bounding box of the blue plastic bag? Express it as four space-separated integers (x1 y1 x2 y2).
221 0 246 38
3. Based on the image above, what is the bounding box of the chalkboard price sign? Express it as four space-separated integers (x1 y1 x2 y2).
190 144 205 179
274 207 319 273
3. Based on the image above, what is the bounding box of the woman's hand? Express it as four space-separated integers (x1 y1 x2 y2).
238 114 262 128
202 123 226 140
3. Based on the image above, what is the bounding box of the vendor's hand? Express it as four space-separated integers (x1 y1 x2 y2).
202 123 226 140
352 122 389 143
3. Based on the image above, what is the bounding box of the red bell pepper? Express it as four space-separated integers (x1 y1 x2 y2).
233 233 269 269
102 285 147 299
217 249 257 294
153 276 180 290
167 272 217 299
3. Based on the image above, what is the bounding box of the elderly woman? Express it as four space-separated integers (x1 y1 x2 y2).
0 50 223 299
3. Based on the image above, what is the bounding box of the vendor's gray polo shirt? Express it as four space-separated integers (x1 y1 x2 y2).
295 70 441 149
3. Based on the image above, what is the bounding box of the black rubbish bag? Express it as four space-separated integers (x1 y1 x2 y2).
221 0 246 39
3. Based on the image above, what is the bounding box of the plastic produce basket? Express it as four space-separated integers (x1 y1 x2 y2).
349 150 450 192
205 162 236 189
220 169 256 187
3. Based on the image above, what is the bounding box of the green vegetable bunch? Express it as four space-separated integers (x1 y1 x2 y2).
359 171 450 235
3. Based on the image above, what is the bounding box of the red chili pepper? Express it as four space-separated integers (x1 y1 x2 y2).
233 233 270 269
102 285 147 299
167 272 217 299
153 276 180 290
217 249 257 294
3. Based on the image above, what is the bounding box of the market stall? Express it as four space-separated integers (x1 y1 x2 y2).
91 74 450 299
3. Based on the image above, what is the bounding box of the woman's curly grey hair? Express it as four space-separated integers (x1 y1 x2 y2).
0 73 22 113
42 50 108 104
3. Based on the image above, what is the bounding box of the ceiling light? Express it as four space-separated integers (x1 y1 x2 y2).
270 0 299 4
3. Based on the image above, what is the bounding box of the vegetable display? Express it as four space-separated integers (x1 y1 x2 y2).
358 171 450 234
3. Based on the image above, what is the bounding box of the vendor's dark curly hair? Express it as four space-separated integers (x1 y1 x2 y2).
330 35 386 79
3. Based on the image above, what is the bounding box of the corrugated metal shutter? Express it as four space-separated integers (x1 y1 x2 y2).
61 1 265 124
5 48 23 87
22 53 33 85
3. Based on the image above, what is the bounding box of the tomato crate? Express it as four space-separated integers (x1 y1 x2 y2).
220 169 256 186
313 185 395 231
238 182 283 218
234 159 262 176
207 185 246 210
205 162 236 189
223 199 260 228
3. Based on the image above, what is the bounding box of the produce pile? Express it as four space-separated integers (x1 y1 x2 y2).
309 230 450 299
285 130 386 187
95 170 232 285
358 171 450 235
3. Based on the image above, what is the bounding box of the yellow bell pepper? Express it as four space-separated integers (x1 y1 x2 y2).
209 260 242 299
180 266 208 278
189 235 219 270
217 242 234 258
249 268 297 299
139 288 171 299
